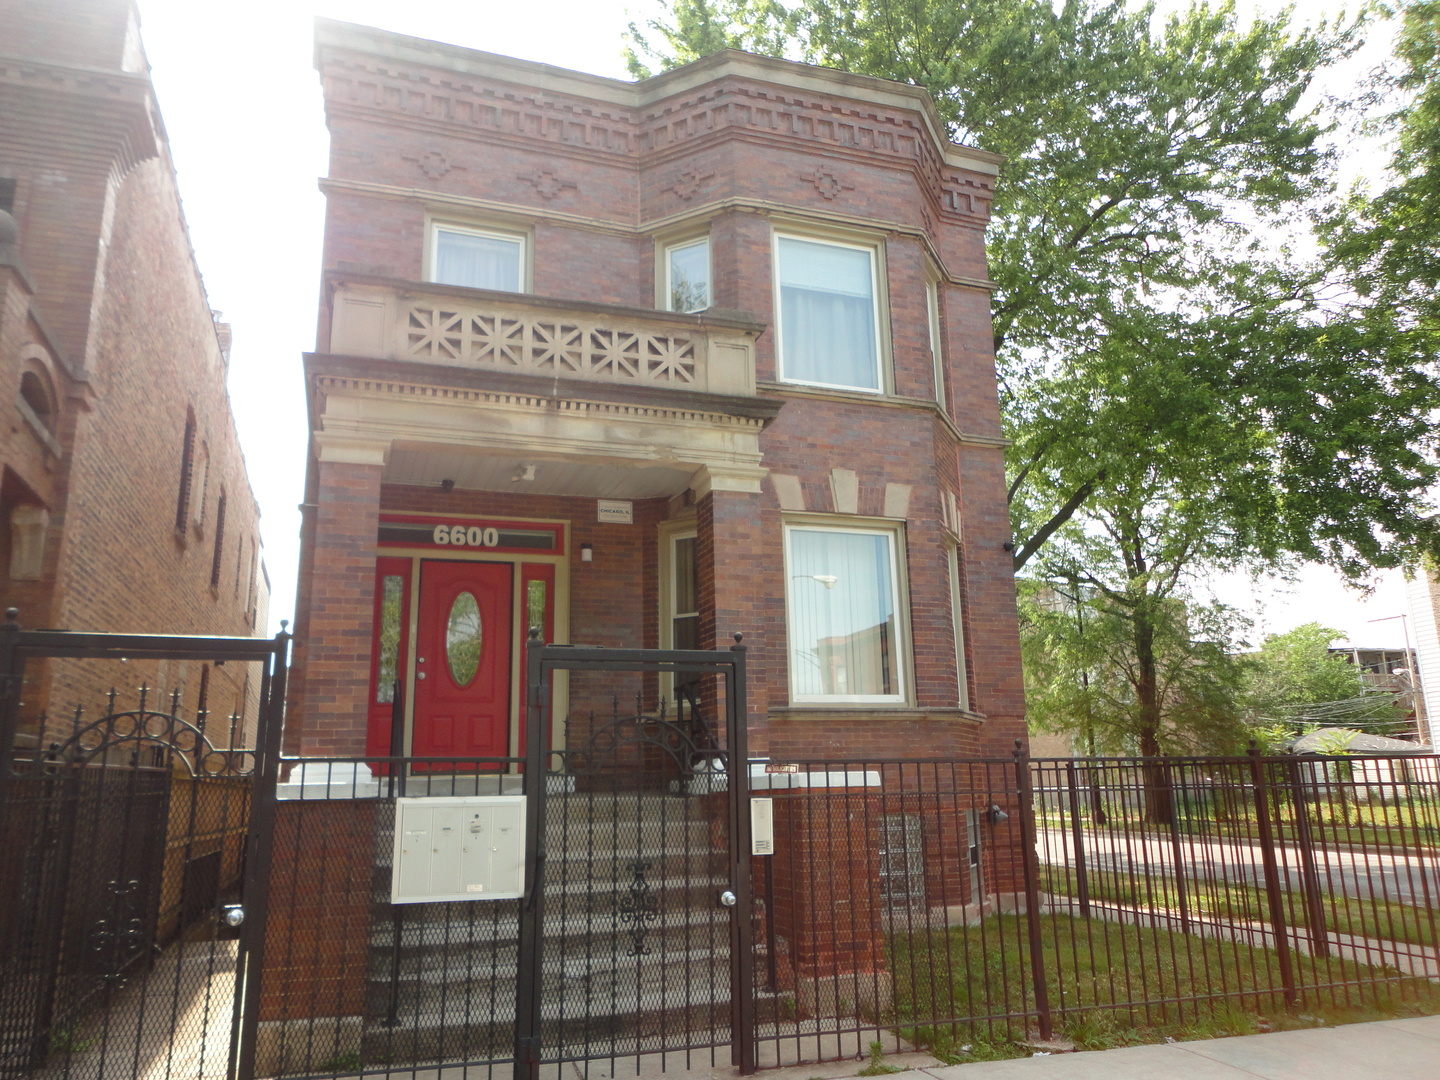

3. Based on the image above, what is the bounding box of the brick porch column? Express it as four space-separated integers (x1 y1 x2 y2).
692 466 771 753
289 440 386 758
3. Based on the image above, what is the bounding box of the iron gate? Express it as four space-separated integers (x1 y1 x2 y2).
236 635 754 1080
518 636 755 1078
0 614 289 1080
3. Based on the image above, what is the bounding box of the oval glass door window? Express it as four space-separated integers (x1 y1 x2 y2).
446 591 483 686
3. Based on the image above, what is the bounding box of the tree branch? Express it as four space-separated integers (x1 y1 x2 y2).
1012 470 1105 571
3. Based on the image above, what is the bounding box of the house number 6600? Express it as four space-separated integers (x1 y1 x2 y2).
432 525 501 548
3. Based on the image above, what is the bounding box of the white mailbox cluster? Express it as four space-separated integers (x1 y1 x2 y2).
390 795 526 904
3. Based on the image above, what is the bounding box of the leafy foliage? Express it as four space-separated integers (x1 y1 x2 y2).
1243 621 1405 734
627 0 1440 577
1019 578 1251 754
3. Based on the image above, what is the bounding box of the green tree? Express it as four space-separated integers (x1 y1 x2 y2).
628 0 1440 577
1243 622 1404 738
1325 2 1440 373
631 1 1440 784
1021 580 1251 757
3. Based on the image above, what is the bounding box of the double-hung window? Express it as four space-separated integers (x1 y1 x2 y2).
774 234 883 393
664 237 710 313
431 223 524 292
785 523 906 703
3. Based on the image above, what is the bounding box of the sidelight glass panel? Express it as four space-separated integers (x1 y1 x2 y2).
375 575 403 704
446 591 483 686
526 579 547 636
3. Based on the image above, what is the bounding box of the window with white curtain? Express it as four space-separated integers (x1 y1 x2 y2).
784 523 906 703
774 234 883 392
430 224 524 292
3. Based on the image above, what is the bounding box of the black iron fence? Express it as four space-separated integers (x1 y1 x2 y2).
0 621 287 1080
749 746 1440 1064
6 615 1438 1080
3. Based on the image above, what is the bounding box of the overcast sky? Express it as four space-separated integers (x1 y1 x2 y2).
129 0 1416 650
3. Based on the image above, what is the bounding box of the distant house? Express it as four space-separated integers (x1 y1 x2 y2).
0 0 268 745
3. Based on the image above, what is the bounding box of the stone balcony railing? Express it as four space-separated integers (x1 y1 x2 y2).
326 275 763 398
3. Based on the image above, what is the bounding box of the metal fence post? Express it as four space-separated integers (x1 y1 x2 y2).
727 634 757 1076
1014 741 1053 1040
1064 760 1090 918
1285 758 1329 959
1248 744 1298 1007
1164 760 1192 935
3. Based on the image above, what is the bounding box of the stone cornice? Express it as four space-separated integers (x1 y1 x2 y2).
307 354 783 428
0 53 161 173
315 21 1000 176
318 178 998 291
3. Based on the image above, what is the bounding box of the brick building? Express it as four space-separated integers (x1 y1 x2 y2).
288 19 1025 767
0 0 268 743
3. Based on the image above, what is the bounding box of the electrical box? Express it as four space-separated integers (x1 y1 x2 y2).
751 798 774 855
391 796 526 904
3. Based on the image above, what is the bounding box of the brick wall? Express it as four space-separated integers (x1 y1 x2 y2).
1 0 266 743
299 27 1026 765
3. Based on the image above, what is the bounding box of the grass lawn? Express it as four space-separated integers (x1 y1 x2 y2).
886 913 1440 1065
1039 863 1440 949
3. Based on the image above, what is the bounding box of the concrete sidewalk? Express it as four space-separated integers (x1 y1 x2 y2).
906 1016 1440 1078
587 1016 1440 1080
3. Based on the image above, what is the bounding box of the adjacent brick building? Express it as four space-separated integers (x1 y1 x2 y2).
0 0 268 744
288 19 1025 766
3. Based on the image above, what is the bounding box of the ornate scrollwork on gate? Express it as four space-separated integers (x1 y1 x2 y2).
617 860 660 956
566 685 718 777
86 878 150 985
46 684 254 776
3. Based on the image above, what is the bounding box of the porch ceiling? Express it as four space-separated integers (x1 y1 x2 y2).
385 445 696 500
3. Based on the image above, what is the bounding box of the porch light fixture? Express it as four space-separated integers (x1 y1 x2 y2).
580 542 593 562
984 803 1008 824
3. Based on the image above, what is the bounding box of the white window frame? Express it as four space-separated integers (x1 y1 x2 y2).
948 543 970 710
783 519 909 705
658 520 699 701
927 278 946 410
772 231 887 394
427 221 529 293
662 236 711 314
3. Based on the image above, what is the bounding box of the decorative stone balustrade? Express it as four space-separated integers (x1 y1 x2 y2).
328 277 761 397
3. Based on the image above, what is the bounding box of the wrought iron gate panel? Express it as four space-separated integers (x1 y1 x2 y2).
518 639 755 1079
0 618 288 1080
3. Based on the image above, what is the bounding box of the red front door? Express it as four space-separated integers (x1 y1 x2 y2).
413 560 513 762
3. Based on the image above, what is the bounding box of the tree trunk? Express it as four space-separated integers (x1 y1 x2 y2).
1134 607 1173 825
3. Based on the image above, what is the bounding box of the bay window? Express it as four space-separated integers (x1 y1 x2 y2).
774 233 883 392
785 522 907 703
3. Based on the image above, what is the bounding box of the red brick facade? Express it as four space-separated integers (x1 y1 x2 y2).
0 0 267 740
290 21 1026 765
